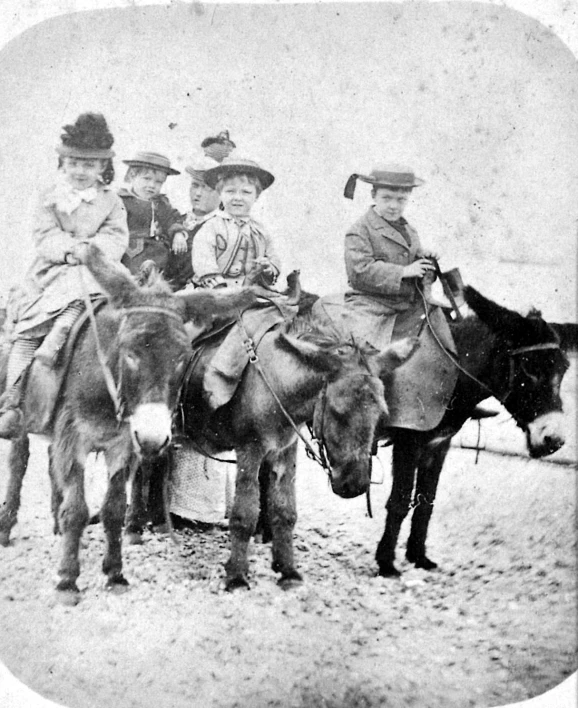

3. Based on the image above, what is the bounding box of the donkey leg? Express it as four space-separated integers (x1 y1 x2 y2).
47 443 63 535
0 432 30 546
405 437 451 570
102 463 130 592
125 464 147 545
255 462 273 544
267 444 302 588
225 445 261 591
375 430 419 577
55 462 89 603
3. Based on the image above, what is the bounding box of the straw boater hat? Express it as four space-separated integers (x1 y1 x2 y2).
56 113 115 159
184 153 221 182
203 157 275 191
122 151 180 176
344 164 425 199
201 130 236 163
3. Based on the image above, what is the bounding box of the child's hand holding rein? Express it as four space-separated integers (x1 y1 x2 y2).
65 241 91 265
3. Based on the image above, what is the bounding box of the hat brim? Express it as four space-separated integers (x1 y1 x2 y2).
185 166 212 181
57 145 115 159
122 160 180 176
357 174 424 188
204 164 275 191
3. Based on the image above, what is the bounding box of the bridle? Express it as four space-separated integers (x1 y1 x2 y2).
417 285 566 429
237 312 379 481
83 291 187 423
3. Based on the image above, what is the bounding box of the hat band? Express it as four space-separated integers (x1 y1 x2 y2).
366 171 416 186
57 145 114 159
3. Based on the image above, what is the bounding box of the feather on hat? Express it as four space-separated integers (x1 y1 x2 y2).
56 113 115 159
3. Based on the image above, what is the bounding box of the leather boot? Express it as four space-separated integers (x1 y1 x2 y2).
0 382 24 439
34 321 72 368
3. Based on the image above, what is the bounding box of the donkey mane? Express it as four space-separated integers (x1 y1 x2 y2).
283 313 358 350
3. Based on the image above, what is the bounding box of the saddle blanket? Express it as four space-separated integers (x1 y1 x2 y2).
312 294 459 431
202 301 298 411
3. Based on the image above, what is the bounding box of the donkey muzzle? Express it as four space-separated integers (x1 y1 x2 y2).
526 411 565 458
130 403 172 458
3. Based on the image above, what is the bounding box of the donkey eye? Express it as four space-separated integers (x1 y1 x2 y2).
124 353 140 371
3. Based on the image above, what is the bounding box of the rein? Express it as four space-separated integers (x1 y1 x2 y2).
416 284 564 426
236 312 335 474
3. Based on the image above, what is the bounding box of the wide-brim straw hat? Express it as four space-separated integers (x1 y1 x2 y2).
122 151 180 176
56 144 115 160
204 157 275 191
184 154 221 182
344 164 425 199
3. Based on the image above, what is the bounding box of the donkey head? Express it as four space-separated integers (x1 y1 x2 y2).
280 327 418 498
83 245 257 458
464 286 571 458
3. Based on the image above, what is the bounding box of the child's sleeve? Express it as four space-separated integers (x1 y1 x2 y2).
158 197 187 245
262 230 281 276
33 198 77 264
90 195 129 262
345 224 413 297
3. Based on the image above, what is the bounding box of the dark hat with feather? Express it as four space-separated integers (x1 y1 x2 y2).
56 113 115 159
344 163 424 199
201 130 236 163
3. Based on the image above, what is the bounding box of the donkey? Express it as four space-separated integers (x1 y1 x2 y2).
173 317 418 590
0 245 256 604
375 286 577 577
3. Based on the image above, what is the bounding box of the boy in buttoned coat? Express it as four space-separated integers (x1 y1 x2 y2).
343 164 439 350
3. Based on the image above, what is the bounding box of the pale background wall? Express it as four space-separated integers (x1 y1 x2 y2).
0 0 576 323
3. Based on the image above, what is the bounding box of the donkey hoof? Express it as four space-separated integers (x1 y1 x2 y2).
0 531 11 547
408 555 438 571
377 563 402 578
278 570 303 590
105 575 130 593
125 531 144 546
55 580 81 605
225 576 250 592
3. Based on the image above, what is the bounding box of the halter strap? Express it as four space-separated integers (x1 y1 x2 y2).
509 343 560 356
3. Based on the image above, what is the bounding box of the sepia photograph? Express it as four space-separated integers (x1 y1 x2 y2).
0 0 576 706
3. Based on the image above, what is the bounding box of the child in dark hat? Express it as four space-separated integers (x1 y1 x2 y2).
118 151 188 275
192 157 280 289
0 112 128 438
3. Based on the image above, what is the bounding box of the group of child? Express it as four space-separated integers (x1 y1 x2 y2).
0 110 440 457
0 113 279 438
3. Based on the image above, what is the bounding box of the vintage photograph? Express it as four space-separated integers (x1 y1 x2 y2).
0 1 576 706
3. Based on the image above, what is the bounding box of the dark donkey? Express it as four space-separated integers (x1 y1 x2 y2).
0 245 256 603
376 286 577 577
176 315 418 590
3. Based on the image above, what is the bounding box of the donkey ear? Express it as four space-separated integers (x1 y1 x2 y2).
372 337 420 377
175 287 258 327
83 243 139 308
464 286 527 342
277 332 340 374
549 322 578 353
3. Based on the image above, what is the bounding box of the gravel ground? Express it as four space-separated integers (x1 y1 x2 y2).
0 432 576 708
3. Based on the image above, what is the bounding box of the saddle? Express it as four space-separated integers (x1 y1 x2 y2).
23 299 107 435
312 295 459 431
